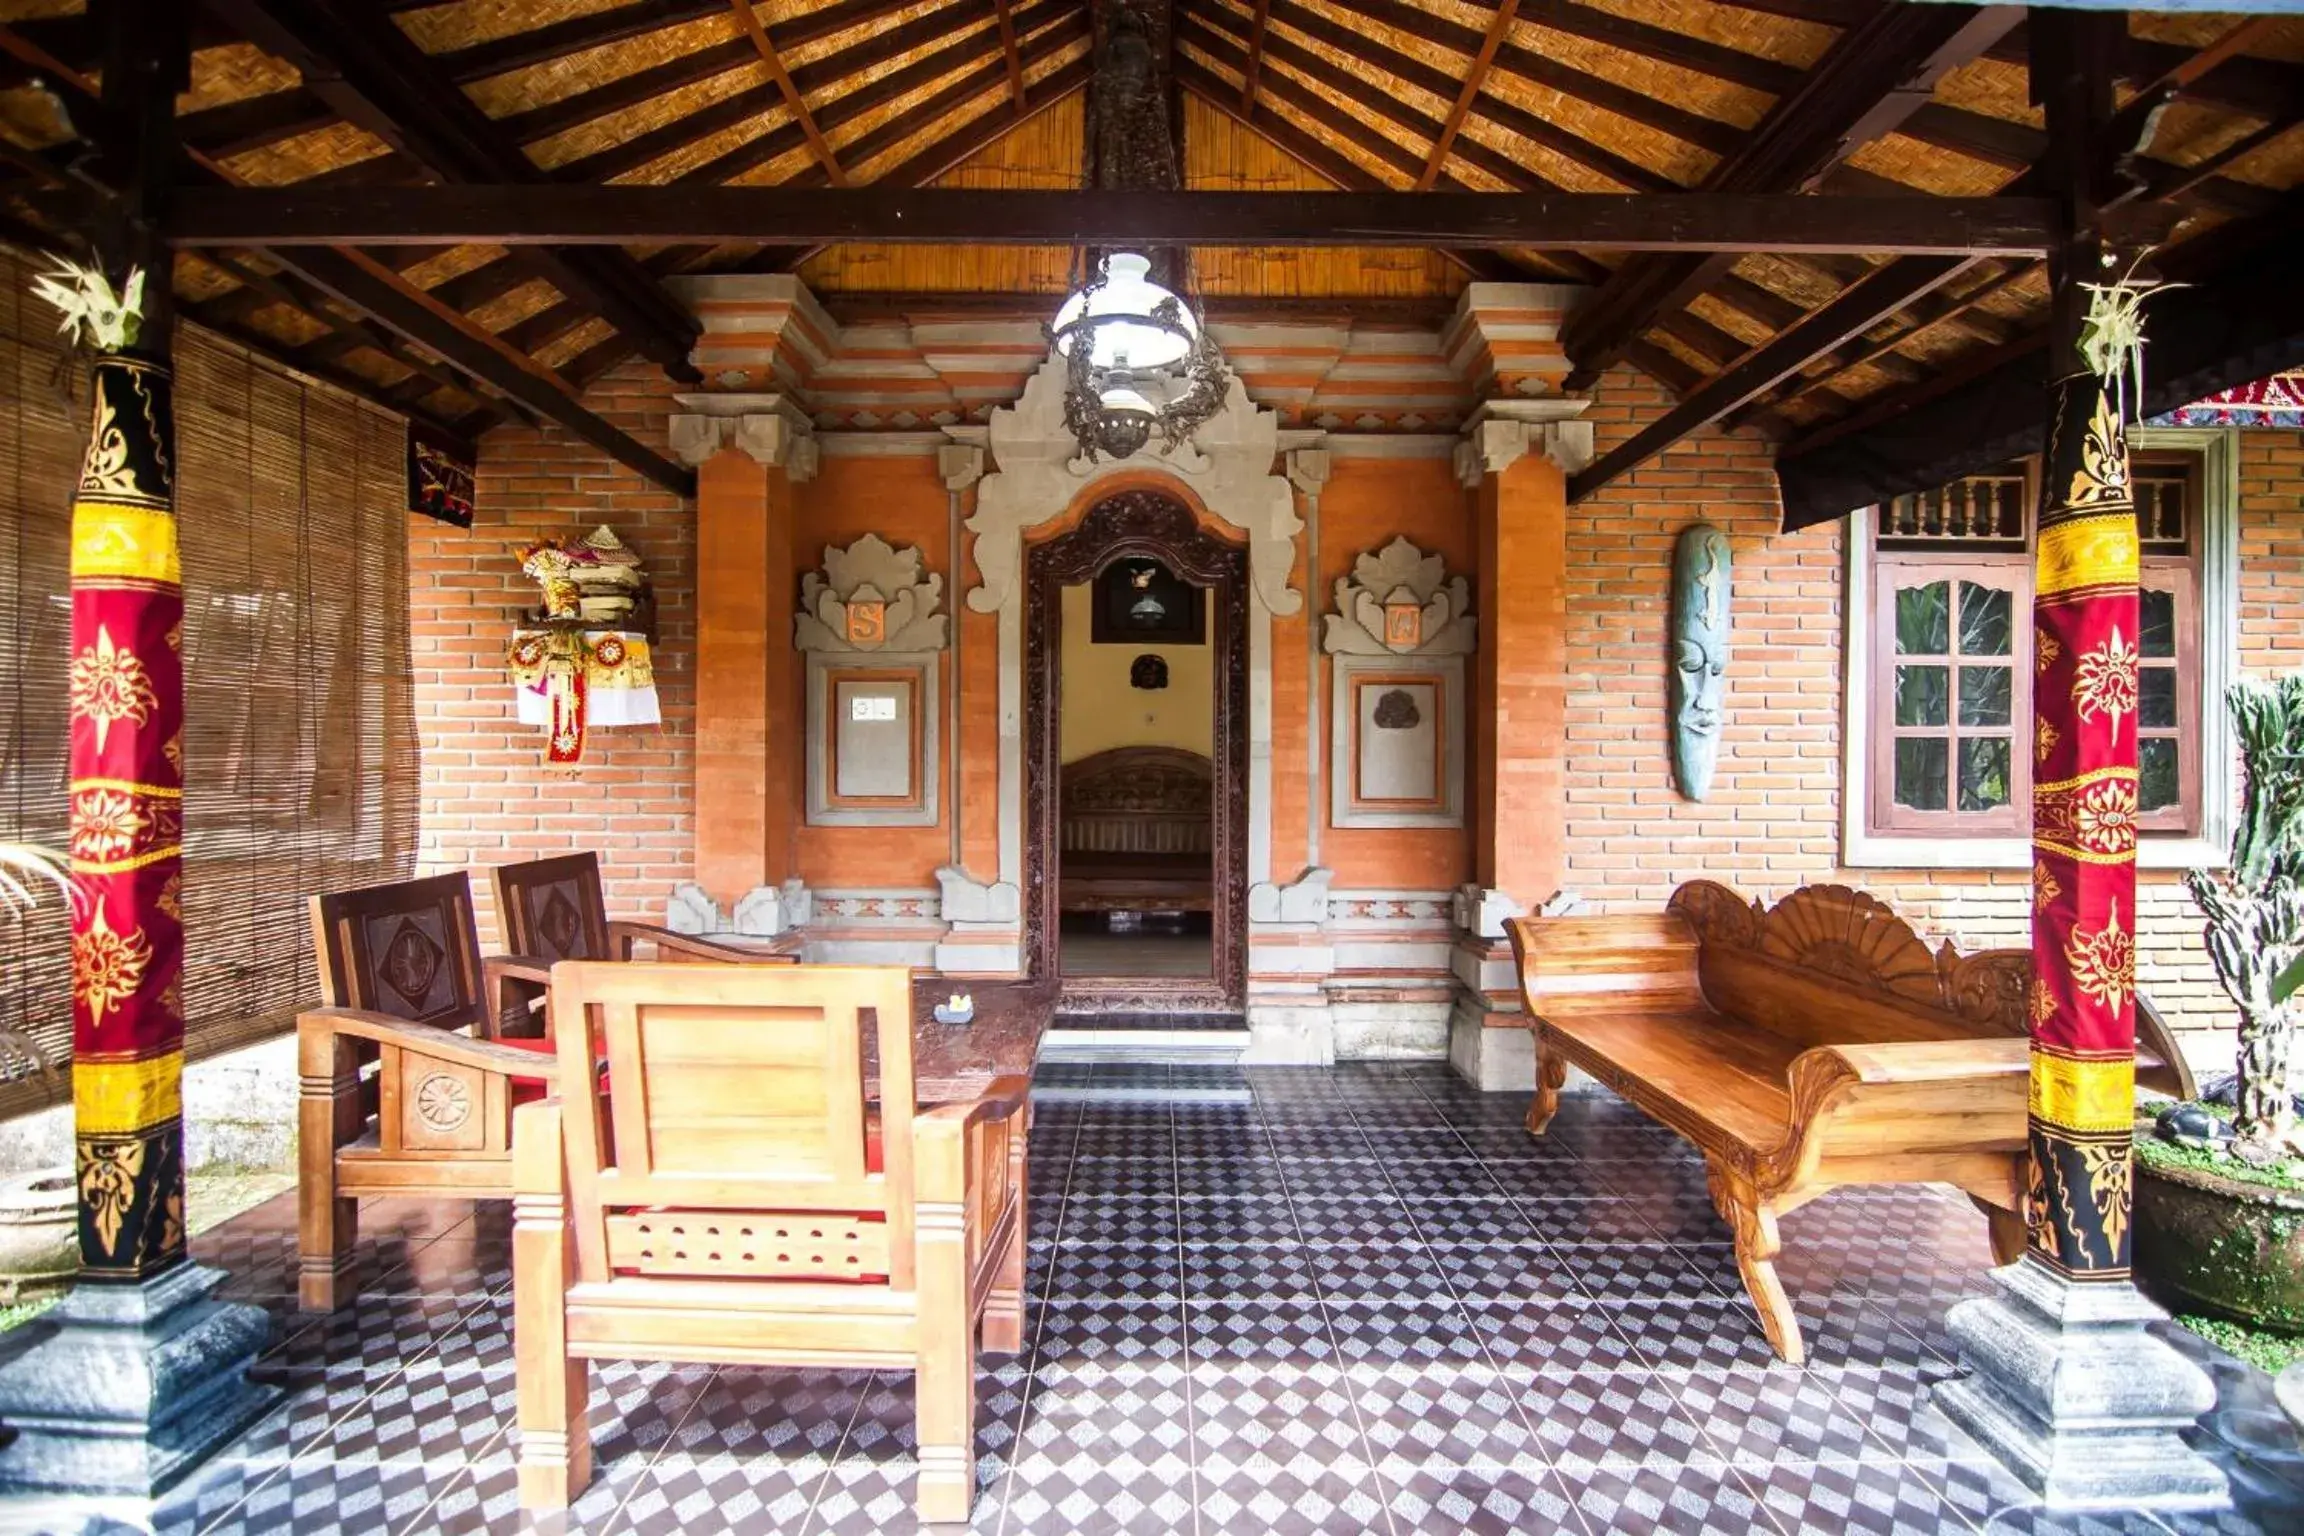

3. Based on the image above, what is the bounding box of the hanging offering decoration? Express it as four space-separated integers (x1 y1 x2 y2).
506 526 659 765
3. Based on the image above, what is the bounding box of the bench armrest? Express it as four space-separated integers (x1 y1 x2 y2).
297 1005 561 1079
606 921 799 964
1505 912 1703 1013
914 1078 1034 1204
1774 1036 2029 1192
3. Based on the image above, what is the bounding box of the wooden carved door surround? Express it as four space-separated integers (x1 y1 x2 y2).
1025 489 1249 1013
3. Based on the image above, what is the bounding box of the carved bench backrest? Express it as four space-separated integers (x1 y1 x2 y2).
1668 880 2029 1050
1061 746 1213 856
548 961 920 1293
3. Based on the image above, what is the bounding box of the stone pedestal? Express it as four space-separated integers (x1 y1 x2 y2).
0 1261 277 1496
1937 1254 2227 1513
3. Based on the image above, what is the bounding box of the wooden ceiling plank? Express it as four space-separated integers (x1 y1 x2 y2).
1569 252 1983 501
206 0 703 382
1417 0 1519 192
167 184 2062 252
727 0 846 185
1190 0 1675 194
1172 58 1531 285
272 244 693 494
1561 2 2023 390
1498 0 1801 97
1310 0 1742 158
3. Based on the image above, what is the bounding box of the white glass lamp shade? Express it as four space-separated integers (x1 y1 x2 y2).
1051 252 1196 370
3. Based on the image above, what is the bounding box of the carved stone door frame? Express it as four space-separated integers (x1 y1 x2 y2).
1025 490 1249 1013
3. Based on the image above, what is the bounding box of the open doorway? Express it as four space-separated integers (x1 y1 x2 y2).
1024 490 1246 1013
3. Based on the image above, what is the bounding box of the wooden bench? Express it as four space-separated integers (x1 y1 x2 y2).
1507 880 2191 1365
1059 746 1213 915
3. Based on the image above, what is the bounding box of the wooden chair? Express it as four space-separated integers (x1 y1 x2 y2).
513 962 1029 1524
491 851 794 965
299 873 560 1312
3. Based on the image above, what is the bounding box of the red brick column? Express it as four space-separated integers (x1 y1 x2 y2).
1460 407 1588 906
670 399 817 911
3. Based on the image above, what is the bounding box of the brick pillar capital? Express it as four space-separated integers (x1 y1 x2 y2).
669 392 818 480
1453 400 1594 487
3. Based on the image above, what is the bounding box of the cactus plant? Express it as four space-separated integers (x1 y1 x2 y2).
2187 672 2304 1162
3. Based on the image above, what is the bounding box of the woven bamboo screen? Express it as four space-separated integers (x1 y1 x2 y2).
0 250 418 1122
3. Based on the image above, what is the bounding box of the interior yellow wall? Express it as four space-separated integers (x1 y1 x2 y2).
1058 580 1213 763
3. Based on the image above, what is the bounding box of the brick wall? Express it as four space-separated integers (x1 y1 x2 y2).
411 356 2302 1048
411 362 692 947
1565 364 2304 1046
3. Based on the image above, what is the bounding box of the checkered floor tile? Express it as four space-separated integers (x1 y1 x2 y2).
27 1063 2303 1535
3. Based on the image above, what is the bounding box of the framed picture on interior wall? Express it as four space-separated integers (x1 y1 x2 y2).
1091 557 1204 645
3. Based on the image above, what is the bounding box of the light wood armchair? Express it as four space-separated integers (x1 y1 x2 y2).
491 851 796 966
300 873 560 1312
513 963 1029 1525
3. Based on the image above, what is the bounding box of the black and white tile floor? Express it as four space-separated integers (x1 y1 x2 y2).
20 1063 2303 1536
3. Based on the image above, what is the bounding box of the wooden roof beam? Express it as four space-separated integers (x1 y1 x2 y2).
1569 253 1985 502
271 245 693 496
727 0 845 185
1417 0 1518 191
205 0 703 383
167 185 2063 253
1560 2 2023 390
1238 0 1271 114
995 0 1027 115
1482 0 1800 97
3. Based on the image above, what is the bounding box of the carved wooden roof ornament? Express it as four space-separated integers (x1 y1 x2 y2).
1321 536 1476 657
794 533 949 653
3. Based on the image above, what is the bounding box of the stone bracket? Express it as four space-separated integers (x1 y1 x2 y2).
667 877 814 937
1453 399 1595 486
1249 866 1334 926
668 391 819 480
1452 883 1526 940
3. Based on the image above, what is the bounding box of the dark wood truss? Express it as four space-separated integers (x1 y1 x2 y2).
0 0 2292 504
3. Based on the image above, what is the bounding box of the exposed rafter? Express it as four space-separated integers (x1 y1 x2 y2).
1238 0 1271 114
202 0 703 384
270 246 694 495
1571 254 1986 502
727 0 847 185
1560 3 2026 391
994 0 1027 115
1418 0 1519 192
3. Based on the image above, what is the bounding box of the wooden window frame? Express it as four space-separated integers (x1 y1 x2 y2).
1867 555 2033 837
1843 429 2235 871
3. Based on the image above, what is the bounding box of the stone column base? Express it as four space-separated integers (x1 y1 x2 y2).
1937 1254 2228 1514
0 1261 279 1496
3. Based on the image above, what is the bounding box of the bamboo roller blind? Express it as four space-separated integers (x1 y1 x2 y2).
0 249 418 1122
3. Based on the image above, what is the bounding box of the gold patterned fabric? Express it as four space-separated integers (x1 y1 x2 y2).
68 352 189 1282
507 629 659 765
2026 380 2143 1280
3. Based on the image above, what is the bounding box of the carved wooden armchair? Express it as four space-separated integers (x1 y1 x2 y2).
513 963 1029 1525
490 851 793 966
298 872 560 1312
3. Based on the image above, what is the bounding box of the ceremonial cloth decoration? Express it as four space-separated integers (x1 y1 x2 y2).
407 433 475 527
507 629 659 766
2025 338 2144 1280
67 336 189 1283
2149 370 2304 430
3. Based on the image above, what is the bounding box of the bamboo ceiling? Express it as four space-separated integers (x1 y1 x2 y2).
0 0 2296 451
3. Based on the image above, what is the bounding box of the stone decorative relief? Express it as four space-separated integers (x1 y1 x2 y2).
1322 537 1476 657
794 533 949 653
962 355 1302 618
1451 400 1594 487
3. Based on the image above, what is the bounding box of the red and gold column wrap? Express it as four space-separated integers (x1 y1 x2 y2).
2025 368 2142 1279
67 351 188 1282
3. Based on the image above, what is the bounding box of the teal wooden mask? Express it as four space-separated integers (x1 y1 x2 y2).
1670 524 1731 801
